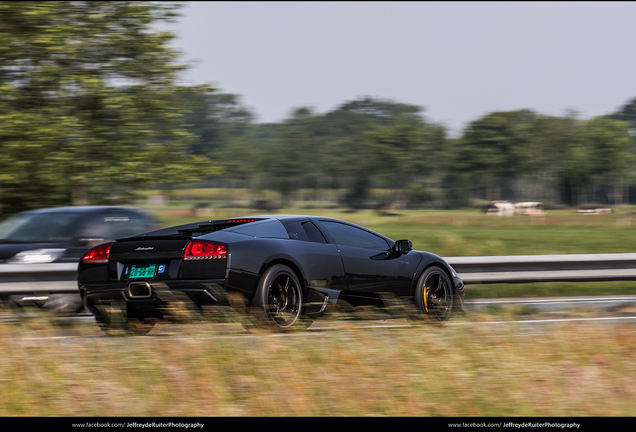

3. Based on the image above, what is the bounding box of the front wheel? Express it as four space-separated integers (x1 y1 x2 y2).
252 264 310 330
414 266 453 324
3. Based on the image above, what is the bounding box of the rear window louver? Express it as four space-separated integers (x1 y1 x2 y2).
177 218 263 237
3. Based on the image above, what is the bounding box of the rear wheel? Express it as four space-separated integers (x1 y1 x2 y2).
124 318 157 336
252 264 310 330
96 304 156 336
414 266 453 324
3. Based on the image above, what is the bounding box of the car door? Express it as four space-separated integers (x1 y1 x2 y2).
316 220 421 297
280 219 347 291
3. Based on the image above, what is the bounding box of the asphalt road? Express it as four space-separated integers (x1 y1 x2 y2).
2 295 636 338
463 294 636 312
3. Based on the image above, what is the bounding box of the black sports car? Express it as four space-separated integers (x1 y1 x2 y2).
79 215 465 334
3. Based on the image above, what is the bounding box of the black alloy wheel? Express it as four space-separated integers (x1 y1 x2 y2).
414 266 453 323
253 264 307 330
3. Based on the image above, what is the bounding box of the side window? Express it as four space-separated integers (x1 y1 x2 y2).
230 220 289 239
283 220 327 243
113 214 152 237
302 221 327 243
79 213 150 241
320 221 389 250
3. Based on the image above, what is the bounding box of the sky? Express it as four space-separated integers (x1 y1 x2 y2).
168 1 636 136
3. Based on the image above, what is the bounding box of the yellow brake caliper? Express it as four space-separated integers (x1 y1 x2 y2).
423 286 429 313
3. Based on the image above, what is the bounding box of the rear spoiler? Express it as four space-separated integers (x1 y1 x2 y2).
117 218 265 241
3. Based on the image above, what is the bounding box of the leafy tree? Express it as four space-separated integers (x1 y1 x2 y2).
0 1 214 215
555 114 593 206
584 116 633 204
610 98 636 203
338 97 424 122
177 90 254 157
312 98 447 208
452 110 538 202
447 108 634 207
610 97 636 133
258 107 320 203
536 113 632 206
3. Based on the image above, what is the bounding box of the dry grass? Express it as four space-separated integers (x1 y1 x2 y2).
1 310 635 417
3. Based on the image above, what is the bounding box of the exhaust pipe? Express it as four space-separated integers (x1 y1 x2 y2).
127 281 152 299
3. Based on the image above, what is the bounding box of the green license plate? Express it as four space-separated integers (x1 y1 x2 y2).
129 264 157 279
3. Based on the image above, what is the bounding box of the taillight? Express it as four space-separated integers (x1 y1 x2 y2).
81 243 112 264
183 240 227 260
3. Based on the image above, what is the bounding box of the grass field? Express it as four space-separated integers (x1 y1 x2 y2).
1 310 635 417
146 202 636 257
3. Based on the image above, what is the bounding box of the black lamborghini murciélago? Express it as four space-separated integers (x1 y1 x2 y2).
79 215 464 334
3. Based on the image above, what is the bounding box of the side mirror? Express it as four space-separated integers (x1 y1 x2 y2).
392 239 413 255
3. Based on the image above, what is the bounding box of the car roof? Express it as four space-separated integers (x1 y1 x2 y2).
198 214 367 224
21 206 147 215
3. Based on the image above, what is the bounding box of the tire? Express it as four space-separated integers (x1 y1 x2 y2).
124 318 157 336
252 264 310 330
96 304 156 336
414 266 454 324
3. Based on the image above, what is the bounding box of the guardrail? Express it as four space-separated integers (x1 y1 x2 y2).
0 263 78 296
446 253 636 284
2 253 636 299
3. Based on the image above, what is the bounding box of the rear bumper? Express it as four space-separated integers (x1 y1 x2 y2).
81 279 226 322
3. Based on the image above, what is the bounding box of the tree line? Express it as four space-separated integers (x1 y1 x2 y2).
1 2 635 216
188 92 636 210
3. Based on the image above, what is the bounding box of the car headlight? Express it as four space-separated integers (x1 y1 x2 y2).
9 248 66 264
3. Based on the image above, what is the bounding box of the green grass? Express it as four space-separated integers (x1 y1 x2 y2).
138 201 636 299
143 202 636 257
1 310 635 417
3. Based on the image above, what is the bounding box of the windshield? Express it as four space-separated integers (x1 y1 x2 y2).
0 213 83 243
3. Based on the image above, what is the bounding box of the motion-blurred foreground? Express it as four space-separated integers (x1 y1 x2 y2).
1 309 635 417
